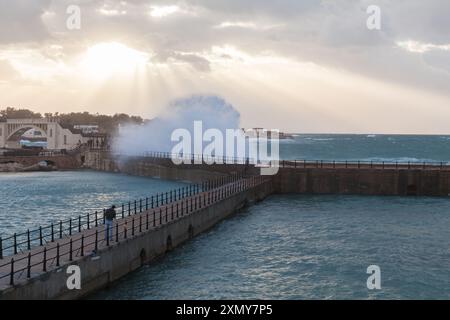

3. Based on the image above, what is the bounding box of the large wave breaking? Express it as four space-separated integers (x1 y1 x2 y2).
113 95 241 155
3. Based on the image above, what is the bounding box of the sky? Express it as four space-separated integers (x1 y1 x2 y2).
0 0 449 134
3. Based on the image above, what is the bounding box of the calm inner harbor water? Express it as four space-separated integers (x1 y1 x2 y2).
92 194 450 300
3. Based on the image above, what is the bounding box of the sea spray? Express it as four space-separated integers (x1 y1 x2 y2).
113 95 241 155
113 95 280 174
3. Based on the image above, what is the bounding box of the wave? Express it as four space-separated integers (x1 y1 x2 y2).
355 157 444 163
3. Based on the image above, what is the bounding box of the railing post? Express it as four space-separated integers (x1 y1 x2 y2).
69 238 73 261
146 213 149 230
171 204 174 220
146 197 148 211
69 219 72 236
0 236 3 259
95 230 98 251
140 199 142 213
51 223 54 242
43 247 47 271
87 214 90 229
139 215 142 233
78 215 81 232
13 233 17 255
95 211 98 227
10 258 14 286
81 235 84 256
122 204 125 218
27 229 31 250
151 196 154 209
27 252 31 277
132 218 135 236
160 208 162 224
39 226 43 246
165 207 168 223
128 202 131 216
56 243 60 267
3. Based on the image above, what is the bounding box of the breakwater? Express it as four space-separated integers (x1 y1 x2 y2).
87 151 450 196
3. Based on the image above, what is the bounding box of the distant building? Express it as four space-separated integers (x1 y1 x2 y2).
73 125 99 134
0 118 109 150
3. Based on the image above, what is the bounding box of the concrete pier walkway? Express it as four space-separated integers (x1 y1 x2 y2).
0 175 271 297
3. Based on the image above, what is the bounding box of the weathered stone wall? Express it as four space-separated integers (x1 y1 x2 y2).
0 154 82 170
84 151 258 182
274 167 450 196
84 151 450 197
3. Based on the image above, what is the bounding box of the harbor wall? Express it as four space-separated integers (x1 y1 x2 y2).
84 151 258 182
0 154 82 170
85 151 450 197
274 167 450 196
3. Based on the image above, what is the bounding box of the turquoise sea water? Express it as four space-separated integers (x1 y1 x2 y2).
0 170 187 237
92 195 450 300
280 134 450 162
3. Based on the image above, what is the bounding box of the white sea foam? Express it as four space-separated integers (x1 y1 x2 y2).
113 95 241 155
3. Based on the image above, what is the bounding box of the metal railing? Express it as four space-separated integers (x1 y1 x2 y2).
109 150 450 170
113 151 255 165
277 159 450 170
0 175 271 286
0 174 246 259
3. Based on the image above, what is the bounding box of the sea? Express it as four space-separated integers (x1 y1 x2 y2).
0 134 449 299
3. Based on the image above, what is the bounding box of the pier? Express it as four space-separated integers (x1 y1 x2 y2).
1 150 450 299
0 173 273 299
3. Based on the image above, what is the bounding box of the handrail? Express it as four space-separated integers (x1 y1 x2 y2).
0 173 246 259
101 150 450 168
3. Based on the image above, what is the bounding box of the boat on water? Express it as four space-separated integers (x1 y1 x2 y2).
242 128 295 140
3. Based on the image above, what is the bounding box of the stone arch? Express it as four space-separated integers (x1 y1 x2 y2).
6 125 48 141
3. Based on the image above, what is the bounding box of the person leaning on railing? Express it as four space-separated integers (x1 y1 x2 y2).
104 205 116 241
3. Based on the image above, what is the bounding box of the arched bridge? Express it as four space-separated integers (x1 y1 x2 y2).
0 118 86 150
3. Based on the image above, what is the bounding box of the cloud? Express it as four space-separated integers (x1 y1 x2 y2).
0 0 51 44
0 59 19 81
172 53 211 72
1 0 450 133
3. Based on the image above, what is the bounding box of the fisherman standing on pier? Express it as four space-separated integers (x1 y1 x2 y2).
105 205 116 241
